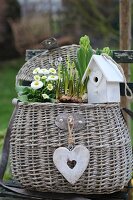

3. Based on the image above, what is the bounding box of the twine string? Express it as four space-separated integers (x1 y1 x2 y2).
101 53 133 100
67 116 75 146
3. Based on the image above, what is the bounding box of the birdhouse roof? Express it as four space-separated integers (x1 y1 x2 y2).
82 55 124 83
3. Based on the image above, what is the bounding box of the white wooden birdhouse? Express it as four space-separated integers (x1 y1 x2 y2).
82 55 124 104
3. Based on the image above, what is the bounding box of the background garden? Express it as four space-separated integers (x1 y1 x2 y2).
0 0 133 181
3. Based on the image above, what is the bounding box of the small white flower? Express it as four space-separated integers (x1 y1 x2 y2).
33 67 40 75
41 75 47 80
34 75 40 81
49 68 56 74
55 60 59 66
58 57 63 62
31 80 43 90
42 93 49 99
39 68 49 75
47 83 53 91
46 75 58 81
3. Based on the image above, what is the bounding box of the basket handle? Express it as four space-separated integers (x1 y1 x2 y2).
25 38 59 61
40 37 59 50
122 108 133 120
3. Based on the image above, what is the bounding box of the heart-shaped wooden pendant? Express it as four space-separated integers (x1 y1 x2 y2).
53 145 90 184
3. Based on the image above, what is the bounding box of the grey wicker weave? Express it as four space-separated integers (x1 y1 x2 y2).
10 44 132 194
16 45 79 85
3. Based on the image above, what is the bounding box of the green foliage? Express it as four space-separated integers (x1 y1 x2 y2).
102 47 113 57
0 58 24 180
96 47 113 57
0 58 24 131
75 35 93 81
62 0 119 47
17 85 56 103
16 68 58 103
17 57 87 103
16 85 31 102
57 57 85 99
75 35 112 93
79 35 91 51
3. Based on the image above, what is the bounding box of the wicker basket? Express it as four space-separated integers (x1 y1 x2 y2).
10 44 132 194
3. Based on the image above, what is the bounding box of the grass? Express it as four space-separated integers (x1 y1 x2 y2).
0 58 25 131
0 57 25 179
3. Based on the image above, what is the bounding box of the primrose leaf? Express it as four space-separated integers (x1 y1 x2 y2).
18 95 28 102
16 85 30 95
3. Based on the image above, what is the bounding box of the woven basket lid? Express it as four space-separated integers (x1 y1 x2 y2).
16 44 79 86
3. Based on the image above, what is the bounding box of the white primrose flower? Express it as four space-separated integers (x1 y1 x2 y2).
42 93 49 99
33 67 40 75
47 83 53 91
49 68 56 74
46 75 58 81
31 80 43 90
41 75 47 80
34 75 40 81
39 68 49 75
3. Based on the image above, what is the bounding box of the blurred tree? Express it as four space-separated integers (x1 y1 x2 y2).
62 0 119 48
7 0 21 19
0 0 21 61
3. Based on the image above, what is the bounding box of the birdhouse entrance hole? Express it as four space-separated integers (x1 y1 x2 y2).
94 77 98 82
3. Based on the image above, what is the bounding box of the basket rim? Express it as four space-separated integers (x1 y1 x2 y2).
22 44 80 66
26 44 80 53
12 98 119 108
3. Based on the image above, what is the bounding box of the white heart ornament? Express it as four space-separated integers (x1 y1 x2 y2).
53 145 90 184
